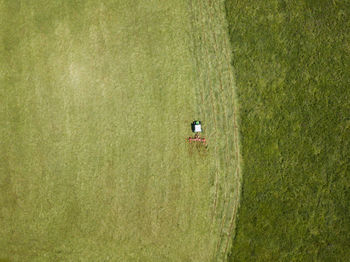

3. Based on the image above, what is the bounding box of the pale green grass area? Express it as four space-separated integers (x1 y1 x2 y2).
0 0 239 261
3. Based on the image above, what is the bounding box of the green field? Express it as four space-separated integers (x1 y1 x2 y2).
1 0 240 261
225 1 350 261
2 0 349 261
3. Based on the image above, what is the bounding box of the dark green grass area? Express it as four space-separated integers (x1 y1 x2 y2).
225 0 350 261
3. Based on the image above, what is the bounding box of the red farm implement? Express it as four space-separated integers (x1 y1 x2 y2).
187 120 207 145
188 134 206 145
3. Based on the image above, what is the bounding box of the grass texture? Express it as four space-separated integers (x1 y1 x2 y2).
0 0 240 261
225 1 350 261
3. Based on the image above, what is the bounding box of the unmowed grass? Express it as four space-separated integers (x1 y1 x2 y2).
225 1 350 261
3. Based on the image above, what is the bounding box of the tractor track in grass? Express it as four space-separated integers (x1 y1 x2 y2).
188 0 219 223
188 0 242 260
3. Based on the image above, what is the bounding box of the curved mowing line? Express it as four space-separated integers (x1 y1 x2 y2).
207 2 243 258
188 0 242 260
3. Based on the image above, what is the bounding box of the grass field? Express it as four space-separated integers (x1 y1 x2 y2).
1 0 240 261
225 1 350 261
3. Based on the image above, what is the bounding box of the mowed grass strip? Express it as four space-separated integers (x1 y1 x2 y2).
0 1 221 261
188 0 242 260
226 0 350 261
